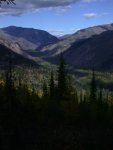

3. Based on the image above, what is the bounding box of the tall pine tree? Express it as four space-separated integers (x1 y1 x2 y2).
49 71 55 100
5 51 14 101
42 80 48 99
90 69 97 103
57 54 67 100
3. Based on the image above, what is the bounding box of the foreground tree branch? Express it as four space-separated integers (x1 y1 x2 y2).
0 0 15 5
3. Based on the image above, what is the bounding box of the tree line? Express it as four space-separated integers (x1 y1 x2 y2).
0 53 113 150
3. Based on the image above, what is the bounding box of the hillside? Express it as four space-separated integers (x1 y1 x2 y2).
62 30 113 70
38 23 113 58
1 24 113 70
1 26 59 50
0 43 37 66
36 23 113 70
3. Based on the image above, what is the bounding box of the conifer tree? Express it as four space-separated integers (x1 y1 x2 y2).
5 52 14 101
49 71 55 100
57 53 67 100
90 69 97 103
42 81 48 99
80 91 83 104
74 89 79 104
98 88 103 105
106 92 109 103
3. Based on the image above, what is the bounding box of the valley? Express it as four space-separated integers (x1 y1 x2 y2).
1 22 113 150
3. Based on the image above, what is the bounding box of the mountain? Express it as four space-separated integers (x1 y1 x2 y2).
62 30 113 70
35 23 113 70
0 26 59 67
0 36 34 59
38 23 113 58
1 26 59 50
0 36 51 67
1 23 113 70
0 43 37 66
58 34 71 40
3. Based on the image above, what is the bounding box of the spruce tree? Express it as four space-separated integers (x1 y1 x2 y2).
80 91 83 104
5 52 14 101
74 89 79 104
49 71 55 100
57 53 67 100
90 69 97 103
98 88 103 105
42 80 48 99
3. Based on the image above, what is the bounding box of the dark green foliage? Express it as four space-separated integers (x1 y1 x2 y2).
98 88 103 105
74 89 79 104
49 71 55 100
42 80 48 99
57 54 68 100
1 56 113 150
4 52 14 100
90 69 97 103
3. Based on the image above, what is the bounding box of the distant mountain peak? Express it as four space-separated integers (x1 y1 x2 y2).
37 23 113 70
1 26 59 49
1 23 113 70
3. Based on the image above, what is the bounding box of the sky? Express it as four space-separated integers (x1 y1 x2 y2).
0 0 113 36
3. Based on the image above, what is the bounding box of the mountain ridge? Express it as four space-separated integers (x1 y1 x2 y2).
1 23 113 70
0 26 59 50
39 23 113 58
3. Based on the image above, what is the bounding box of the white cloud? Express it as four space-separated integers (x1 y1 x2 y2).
83 13 97 18
82 0 104 3
82 0 97 2
83 12 110 19
0 0 106 16
47 28 79 36
0 0 79 16
46 5 72 16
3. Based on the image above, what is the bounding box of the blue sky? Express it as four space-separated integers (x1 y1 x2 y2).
0 0 113 36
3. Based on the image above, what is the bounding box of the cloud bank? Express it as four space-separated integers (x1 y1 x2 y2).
0 0 80 16
0 0 101 16
83 12 109 19
83 13 97 19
